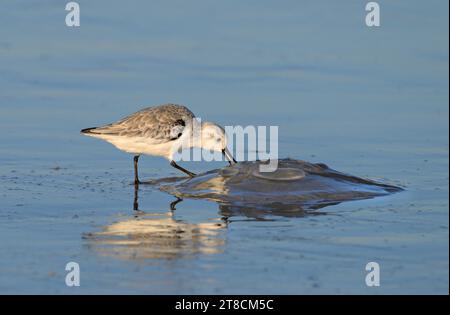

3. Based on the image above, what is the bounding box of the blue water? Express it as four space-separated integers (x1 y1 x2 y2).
0 0 448 294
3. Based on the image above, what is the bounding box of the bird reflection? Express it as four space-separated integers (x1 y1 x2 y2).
85 186 227 260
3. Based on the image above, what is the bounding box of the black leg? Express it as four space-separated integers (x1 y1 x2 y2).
170 197 183 211
134 155 140 185
170 160 196 177
133 184 139 211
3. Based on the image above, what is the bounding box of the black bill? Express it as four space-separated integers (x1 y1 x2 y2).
222 147 237 165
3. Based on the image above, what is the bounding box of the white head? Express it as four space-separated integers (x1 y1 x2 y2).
171 121 236 164
199 122 226 150
194 122 236 164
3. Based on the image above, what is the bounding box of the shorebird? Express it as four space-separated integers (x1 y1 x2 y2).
81 104 236 184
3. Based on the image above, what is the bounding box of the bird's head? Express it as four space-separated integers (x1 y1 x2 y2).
199 122 237 165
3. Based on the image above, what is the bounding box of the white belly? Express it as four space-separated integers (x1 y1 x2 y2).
90 134 174 159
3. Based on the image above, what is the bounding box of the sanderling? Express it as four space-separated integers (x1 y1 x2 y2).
81 104 236 184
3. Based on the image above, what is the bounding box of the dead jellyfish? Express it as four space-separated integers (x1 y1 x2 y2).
157 159 404 218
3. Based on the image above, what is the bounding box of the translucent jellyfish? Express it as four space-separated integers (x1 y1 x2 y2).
158 159 403 218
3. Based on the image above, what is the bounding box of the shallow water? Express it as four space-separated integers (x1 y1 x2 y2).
0 1 448 294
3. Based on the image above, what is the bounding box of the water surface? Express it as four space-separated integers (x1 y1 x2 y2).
0 0 448 294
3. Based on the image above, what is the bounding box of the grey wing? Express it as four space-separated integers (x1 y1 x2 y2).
88 104 194 143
